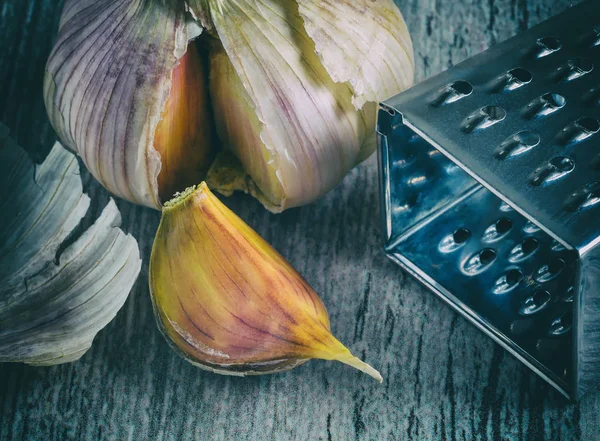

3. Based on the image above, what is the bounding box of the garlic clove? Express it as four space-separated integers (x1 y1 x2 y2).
205 0 414 212
206 0 367 212
296 0 415 110
44 0 214 209
154 41 215 202
0 130 141 366
149 183 381 380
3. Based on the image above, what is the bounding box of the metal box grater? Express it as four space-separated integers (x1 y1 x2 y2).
376 0 600 400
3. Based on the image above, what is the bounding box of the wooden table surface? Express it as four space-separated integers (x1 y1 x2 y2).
1 0 599 440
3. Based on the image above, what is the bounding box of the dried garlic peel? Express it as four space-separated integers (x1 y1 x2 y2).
149 183 382 381
0 131 141 366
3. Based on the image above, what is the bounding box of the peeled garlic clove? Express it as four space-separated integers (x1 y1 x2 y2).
0 130 141 365
206 0 413 212
149 183 381 380
44 0 215 209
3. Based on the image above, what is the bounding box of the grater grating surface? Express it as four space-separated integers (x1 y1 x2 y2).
377 0 600 399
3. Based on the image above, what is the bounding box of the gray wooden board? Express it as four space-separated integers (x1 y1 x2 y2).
1 0 599 440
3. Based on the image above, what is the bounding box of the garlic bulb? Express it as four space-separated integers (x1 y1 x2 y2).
149 183 382 380
45 0 413 212
0 129 141 365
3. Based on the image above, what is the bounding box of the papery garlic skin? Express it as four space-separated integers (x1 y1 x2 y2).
149 183 382 380
297 0 415 109
206 0 414 211
0 134 141 366
44 0 213 209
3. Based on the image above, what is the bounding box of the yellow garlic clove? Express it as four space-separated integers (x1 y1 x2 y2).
149 183 382 380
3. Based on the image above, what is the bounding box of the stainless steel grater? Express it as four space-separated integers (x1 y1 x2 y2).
376 0 600 400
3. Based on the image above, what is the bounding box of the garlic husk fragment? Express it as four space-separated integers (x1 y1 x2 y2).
185 0 213 32
149 183 381 380
44 0 214 209
205 0 413 212
0 133 141 366
297 0 415 109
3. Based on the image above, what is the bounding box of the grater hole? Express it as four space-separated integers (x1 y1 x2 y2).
450 80 473 96
559 117 600 144
564 181 600 211
493 68 533 92
440 228 471 253
545 93 566 108
506 269 524 286
549 311 572 336
554 57 594 82
431 80 473 106
552 156 575 172
482 106 506 121
583 87 600 107
582 25 600 47
480 248 497 265
522 237 540 255
493 269 523 294
380 104 396 116
499 202 514 212
523 221 541 233
551 240 566 252
564 286 575 303
496 218 513 235
549 258 566 274
536 258 566 282
406 193 419 208
576 116 600 133
462 106 506 132
453 228 471 244
520 290 551 315
533 289 551 305
533 37 562 58
406 174 428 187
483 218 513 242
508 68 533 84
463 248 497 275
510 238 539 262
530 157 575 186
495 130 540 159
524 93 566 119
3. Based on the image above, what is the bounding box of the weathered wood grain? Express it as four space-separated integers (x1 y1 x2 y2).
1 0 598 440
